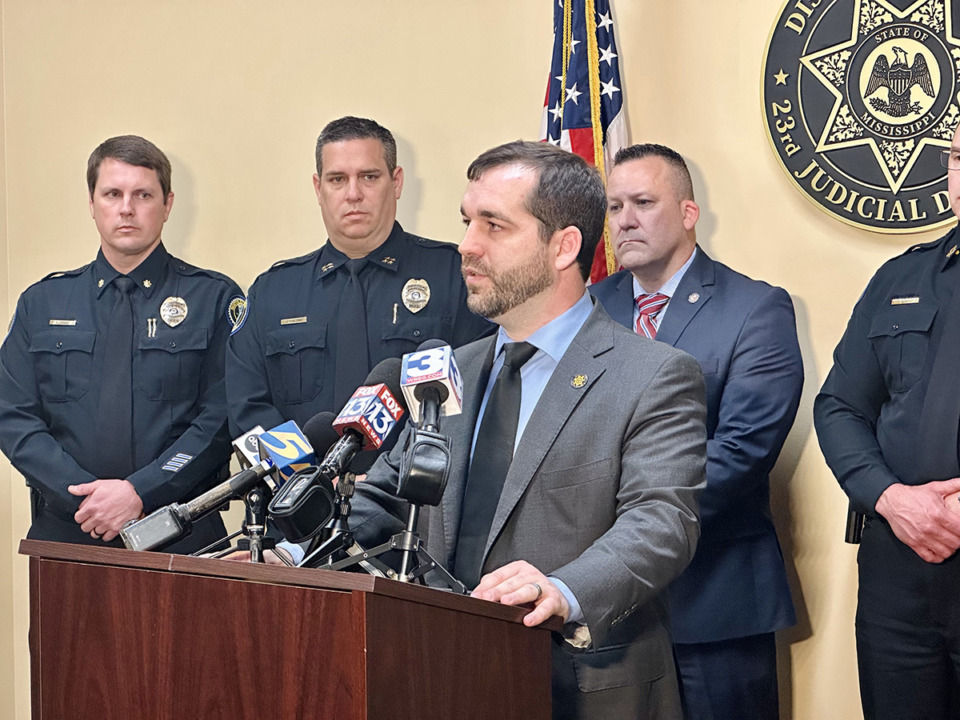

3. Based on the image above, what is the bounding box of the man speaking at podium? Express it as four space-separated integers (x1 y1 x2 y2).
0 135 241 551
351 141 707 719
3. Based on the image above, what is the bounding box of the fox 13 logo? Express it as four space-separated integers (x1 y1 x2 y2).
763 0 960 232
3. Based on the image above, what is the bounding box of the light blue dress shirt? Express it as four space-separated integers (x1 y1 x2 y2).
469 290 594 622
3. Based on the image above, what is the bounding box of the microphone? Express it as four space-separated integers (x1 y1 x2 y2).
331 358 406 456
267 364 406 543
121 459 274 551
303 412 341 462
232 425 265 469
400 341 463 431
256 420 315 485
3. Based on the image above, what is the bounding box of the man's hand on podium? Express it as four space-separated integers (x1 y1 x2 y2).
471 560 571 627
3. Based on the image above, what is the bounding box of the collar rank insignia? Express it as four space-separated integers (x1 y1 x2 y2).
143 279 152 288
160 296 188 327
402 278 430 313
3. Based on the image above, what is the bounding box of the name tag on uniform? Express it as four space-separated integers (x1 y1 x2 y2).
280 316 308 326
891 297 920 305
48 319 77 326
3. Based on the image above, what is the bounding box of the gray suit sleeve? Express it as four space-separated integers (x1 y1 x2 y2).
551 351 707 646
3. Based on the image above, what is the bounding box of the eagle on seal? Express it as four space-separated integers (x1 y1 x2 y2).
865 46 934 118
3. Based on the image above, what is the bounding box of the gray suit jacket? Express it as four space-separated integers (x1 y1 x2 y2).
353 301 706 719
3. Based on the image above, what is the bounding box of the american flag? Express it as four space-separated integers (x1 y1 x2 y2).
540 0 628 283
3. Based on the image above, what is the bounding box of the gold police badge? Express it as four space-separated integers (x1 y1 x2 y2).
160 297 188 327
402 278 430 314
762 0 960 233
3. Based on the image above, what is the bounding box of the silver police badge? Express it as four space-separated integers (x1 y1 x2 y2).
160 296 188 327
401 278 431 314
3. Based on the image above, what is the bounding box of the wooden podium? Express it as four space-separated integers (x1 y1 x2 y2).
20 540 553 720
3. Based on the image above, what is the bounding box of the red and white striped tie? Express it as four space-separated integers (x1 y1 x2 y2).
635 293 669 339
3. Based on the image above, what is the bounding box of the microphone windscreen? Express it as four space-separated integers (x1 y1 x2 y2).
416 338 447 352
303 411 340 456
363 357 407 414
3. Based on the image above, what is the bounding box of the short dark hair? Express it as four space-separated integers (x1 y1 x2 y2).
87 135 172 199
466 141 606 281
315 116 397 176
613 144 695 201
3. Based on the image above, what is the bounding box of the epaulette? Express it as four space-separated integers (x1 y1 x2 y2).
411 235 454 250
39 263 90 282
904 238 942 254
265 249 320 272
169 257 235 285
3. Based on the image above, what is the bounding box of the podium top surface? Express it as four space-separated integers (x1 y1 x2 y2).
20 539 559 629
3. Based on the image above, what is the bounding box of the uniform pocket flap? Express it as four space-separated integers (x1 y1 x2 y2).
29 329 95 355
380 315 451 344
139 328 209 353
867 303 937 338
265 324 326 356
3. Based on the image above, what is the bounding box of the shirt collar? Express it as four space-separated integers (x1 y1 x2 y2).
494 290 594 364
633 246 697 301
318 221 405 279
94 242 169 298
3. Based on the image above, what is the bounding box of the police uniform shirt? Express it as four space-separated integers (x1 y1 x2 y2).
0 242 243 535
226 221 493 437
816 227 960 513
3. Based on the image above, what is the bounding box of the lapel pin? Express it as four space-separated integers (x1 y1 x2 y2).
571 374 587 389
688 293 700 303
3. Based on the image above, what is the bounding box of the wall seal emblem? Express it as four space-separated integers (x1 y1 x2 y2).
762 0 960 232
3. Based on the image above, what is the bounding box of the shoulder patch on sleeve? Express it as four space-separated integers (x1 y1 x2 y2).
228 296 248 335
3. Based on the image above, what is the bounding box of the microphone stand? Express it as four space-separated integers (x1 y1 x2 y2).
196 482 286 564
330 395 467 594
297 472 394 578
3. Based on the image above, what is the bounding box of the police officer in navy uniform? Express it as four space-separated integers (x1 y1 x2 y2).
227 116 492 468
816 119 960 720
0 135 242 552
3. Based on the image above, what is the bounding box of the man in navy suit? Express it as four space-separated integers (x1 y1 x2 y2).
591 144 803 720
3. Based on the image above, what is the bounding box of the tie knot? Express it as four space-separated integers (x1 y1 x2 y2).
346 258 366 278
503 341 538 370
114 276 136 294
636 292 668 318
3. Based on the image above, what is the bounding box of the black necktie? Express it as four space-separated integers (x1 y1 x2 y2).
455 341 539 588
93 276 136 479
334 258 369 409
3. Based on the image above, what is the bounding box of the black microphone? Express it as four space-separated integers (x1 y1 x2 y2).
120 460 274 551
324 357 407 478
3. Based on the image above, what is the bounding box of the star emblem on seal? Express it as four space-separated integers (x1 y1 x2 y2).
763 0 960 232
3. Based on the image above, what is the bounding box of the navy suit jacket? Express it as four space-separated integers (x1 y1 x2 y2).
591 248 801 643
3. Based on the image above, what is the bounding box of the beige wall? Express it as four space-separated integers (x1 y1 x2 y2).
1 1 947 718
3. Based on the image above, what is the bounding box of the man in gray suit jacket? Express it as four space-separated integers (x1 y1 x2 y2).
352 141 707 719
